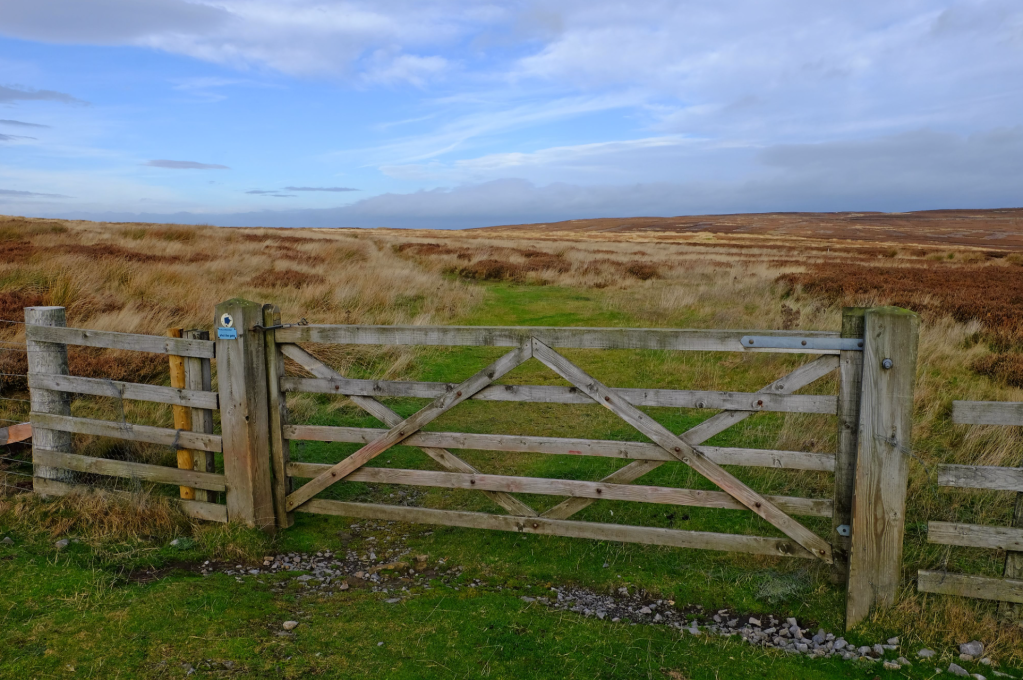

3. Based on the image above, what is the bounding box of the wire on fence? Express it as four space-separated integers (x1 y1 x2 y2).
0 319 25 325
0 397 30 404
0 417 28 424
0 455 31 465
0 373 28 378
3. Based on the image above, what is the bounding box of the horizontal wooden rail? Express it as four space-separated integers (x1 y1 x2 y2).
281 377 837 414
927 521 1023 551
284 425 836 472
33 477 227 523
26 324 215 359
34 449 227 491
286 463 833 517
29 374 219 410
297 499 816 558
30 412 223 453
275 325 840 353
953 400 1023 427
938 464 1023 493
918 570 1023 604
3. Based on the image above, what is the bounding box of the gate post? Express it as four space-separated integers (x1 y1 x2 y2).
24 306 73 494
845 306 919 630
215 298 275 531
831 307 865 584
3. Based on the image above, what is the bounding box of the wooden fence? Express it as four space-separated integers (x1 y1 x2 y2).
21 300 926 630
917 399 1023 616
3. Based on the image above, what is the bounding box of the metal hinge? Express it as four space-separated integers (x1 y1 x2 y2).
740 336 863 351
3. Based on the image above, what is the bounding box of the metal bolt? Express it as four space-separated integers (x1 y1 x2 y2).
800 340 807 346
882 358 893 370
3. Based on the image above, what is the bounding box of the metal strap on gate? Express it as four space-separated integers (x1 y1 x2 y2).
740 336 864 351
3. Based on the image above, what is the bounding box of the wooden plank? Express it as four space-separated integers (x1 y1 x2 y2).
297 499 815 558
25 306 74 487
846 307 920 630
183 329 216 503
953 401 1023 427
30 412 222 453
1001 493 1023 621
917 570 1023 604
832 307 865 584
938 464 1023 493
280 376 837 414
284 425 835 472
531 339 834 563
284 342 533 512
286 463 833 516
34 448 227 491
168 328 195 500
543 354 841 521
27 373 219 409
31 476 228 522
927 522 1023 551
0 422 31 445
264 305 294 528
26 324 215 358
216 298 276 531
275 324 840 353
280 344 538 517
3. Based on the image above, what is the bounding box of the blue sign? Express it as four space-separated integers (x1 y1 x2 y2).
218 327 238 340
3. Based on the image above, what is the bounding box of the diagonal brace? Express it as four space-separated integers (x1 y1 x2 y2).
543 355 839 520
531 338 833 563
279 343 537 516
285 341 533 511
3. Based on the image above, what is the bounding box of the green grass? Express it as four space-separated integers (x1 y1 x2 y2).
0 281 1014 678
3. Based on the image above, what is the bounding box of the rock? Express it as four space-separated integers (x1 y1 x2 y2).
377 642 384 646
884 661 901 670
812 633 825 645
972 675 987 680
2 536 13 545
384 598 400 604
961 641 985 658
653 614 663 622
55 539 69 550
282 621 299 631
980 658 991 666
834 639 847 651
169 539 179 547
339 583 349 591
949 663 970 677
520 596 536 603
888 637 900 645
748 617 761 627
858 646 872 656
638 607 652 615
961 654 976 662
919 649 936 658
795 643 808 653
786 617 798 627
898 657 912 666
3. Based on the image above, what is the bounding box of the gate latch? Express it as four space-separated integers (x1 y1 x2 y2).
740 336 863 351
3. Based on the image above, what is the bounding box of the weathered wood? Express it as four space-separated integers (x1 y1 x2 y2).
938 464 1023 493
284 342 533 511
168 328 195 500
297 499 815 558
832 307 865 584
275 324 840 353
531 339 834 563
25 324 215 358
927 522 1023 551
280 376 837 414
31 476 228 523
543 354 840 520
846 307 920 631
953 401 1023 427
284 425 835 471
30 412 223 452
1002 493 1023 621
0 422 31 445
25 306 73 489
286 463 833 516
917 570 1023 604
216 298 276 531
183 329 216 502
264 305 294 528
279 344 538 518
34 448 227 491
27 373 219 409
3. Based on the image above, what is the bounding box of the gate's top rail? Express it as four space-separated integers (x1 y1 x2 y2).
274 324 845 354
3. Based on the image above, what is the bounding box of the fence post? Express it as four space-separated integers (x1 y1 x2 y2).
24 306 73 495
184 329 216 503
167 328 195 500
215 298 275 531
263 304 294 528
845 306 920 630
831 307 865 584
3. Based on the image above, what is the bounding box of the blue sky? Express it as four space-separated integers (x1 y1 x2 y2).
1 0 1022 228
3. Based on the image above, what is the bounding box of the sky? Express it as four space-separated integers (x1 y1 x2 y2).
0 0 1022 229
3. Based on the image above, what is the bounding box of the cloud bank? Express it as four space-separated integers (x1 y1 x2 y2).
144 159 229 170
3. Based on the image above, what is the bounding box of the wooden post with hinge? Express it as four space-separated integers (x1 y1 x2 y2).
263 304 294 528
215 298 275 531
167 328 195 500
25 306 74 494
845 306 919 630
184 329 216 503
831 307 865 584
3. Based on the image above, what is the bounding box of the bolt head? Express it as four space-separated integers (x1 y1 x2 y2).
882 358 894 369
